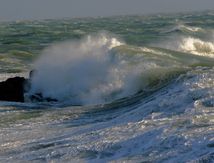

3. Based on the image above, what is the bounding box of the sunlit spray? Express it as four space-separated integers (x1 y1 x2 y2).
28 33 141 104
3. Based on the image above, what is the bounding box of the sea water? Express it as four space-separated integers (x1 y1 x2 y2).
0 11 214 162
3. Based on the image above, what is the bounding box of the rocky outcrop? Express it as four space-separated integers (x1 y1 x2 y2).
0 77 27 102
0 73 57 103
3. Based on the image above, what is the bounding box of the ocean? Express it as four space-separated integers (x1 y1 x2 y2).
0 11 214 162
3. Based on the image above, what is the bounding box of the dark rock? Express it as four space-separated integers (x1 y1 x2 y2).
0 71 58 103
29 93 58 102
0 77 26 102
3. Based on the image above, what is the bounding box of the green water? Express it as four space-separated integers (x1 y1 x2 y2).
0 11 213 58
0 11 214 162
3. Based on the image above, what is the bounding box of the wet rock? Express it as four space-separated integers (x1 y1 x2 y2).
29 93 58 102
0 71 57 103
0 77 26 102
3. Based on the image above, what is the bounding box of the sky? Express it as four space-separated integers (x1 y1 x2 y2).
0 0 213 21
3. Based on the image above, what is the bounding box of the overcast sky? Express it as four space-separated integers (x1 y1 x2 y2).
0 0 213 21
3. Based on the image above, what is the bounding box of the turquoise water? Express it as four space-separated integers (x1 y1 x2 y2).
0 11 214 162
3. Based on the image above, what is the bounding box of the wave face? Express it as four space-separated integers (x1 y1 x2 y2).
0 11 214 162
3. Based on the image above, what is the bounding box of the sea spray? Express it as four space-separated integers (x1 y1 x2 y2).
27 34 194 104
28 33 142 104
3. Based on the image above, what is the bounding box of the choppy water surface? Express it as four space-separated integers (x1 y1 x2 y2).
0 11 214 162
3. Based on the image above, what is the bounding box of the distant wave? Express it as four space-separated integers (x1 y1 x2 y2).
160 24 204 34
178 37 214 57
157 30 214 58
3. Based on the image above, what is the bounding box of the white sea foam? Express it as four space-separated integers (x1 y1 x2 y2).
3 68 213 163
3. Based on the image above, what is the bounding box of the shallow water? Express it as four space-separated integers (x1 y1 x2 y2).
0 11 214 162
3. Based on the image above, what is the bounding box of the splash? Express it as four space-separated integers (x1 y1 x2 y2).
28 33 142 104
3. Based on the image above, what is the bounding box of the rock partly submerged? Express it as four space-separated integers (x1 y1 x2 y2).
0 72 57 103
0 77 26 102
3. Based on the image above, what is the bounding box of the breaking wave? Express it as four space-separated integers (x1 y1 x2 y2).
178 37 214 57
161 24 203 34
28 33 136 105
27 32 214 105
158 35 214 58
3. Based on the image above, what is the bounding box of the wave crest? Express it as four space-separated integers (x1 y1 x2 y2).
179 37 214 57
161 24 203 34
158 35 214 58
